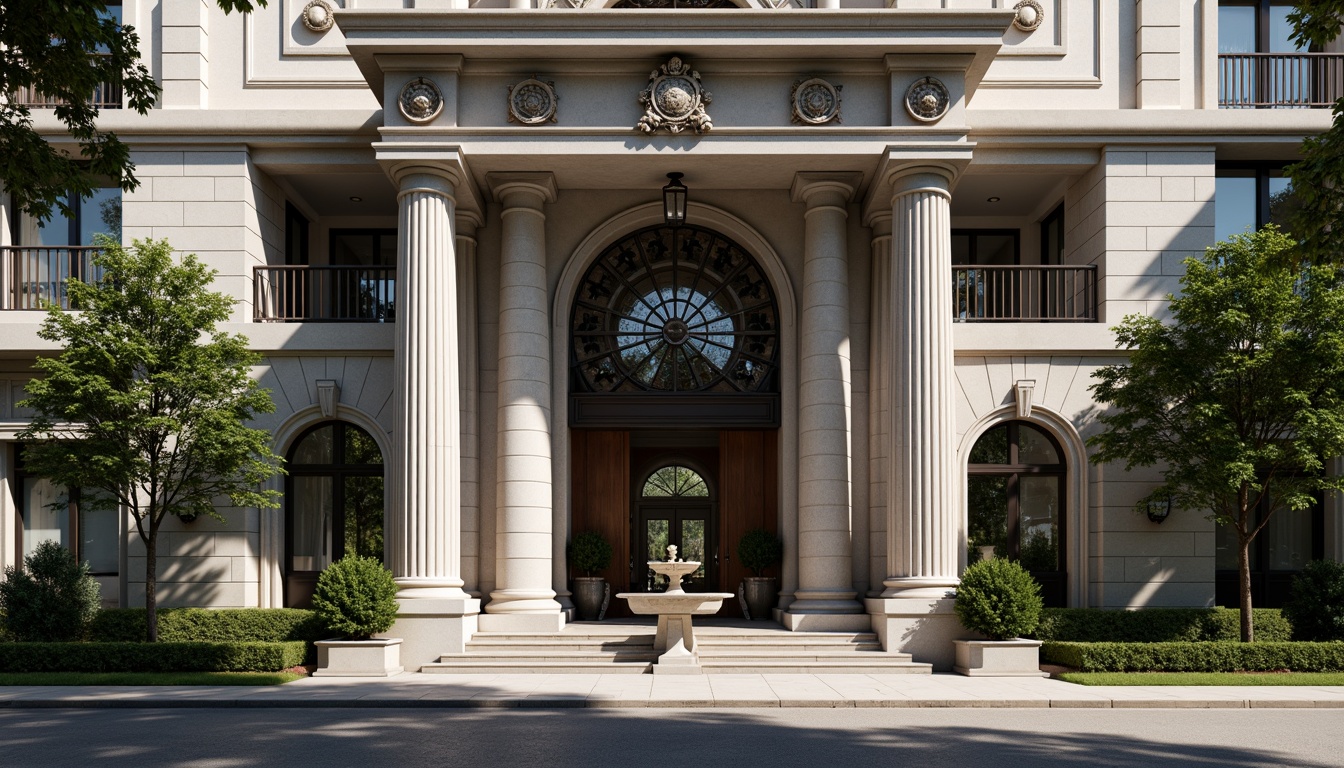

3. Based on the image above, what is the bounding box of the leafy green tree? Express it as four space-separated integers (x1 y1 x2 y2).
1088 227 1344 642
3 0 265 224
17 238 283 642
1285 1 1344 265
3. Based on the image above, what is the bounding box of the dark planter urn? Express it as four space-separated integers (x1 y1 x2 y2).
742 576 778 621
573 576 609 621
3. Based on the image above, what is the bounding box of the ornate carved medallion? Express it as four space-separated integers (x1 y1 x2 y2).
1013 0 1045 32
904 76 950 123
301 0 335 33
791 78 841 125
508 77 558 125
637 56 713 135
398 77 443 124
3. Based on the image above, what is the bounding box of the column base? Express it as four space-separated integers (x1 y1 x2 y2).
781 612 873 632
477 612 566 633
383 597 480 671
865 596 968 672
880 577 958 600
395 577 470 601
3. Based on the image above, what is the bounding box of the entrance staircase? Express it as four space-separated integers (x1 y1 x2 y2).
421 619 932 675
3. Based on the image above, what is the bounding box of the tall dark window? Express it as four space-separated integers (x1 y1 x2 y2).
1215 164 1298 243
967 422 1067 607
951 229 1020 266
285 421 385 608
12 187 121 247
1040 204 1065 266
1216 493 1324 609
285 203 310 266
329 229 396 267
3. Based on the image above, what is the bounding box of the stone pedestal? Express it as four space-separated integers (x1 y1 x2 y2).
865 596 962 672
385 597 481 671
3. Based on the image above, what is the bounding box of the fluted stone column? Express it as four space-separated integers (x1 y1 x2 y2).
457 216 482 597
786 173 867 630
865 166 963 670
482 172 564 632
868 214 892 596
384 166 479 669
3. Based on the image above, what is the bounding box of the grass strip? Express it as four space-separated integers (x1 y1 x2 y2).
1057 671 1344 686
0 671 304 686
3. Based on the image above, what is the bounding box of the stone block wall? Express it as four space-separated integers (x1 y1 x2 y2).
1065 145 1215 323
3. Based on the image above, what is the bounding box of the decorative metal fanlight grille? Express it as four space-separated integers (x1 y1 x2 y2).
571 225 778 394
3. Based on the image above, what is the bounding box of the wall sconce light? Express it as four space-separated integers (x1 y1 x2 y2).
663 172 688 227
1146 493 1173 524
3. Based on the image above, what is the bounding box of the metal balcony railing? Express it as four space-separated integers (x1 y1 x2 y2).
9 55 124 109
952 265 1097 323
1219 53 1344 108
1 246 102 310
253 265 396 322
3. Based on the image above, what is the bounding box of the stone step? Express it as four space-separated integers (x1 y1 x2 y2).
697 661 932 674
421 660 653 675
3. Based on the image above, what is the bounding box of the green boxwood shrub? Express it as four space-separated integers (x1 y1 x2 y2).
0 641 306 673
1041 641 1344 673
737 529 784 578
955 558 1043 641
1033 607 1292 643
88 608 324 645
1283 560 1344 641
0 541 101 642
312 556 399 640
569 531 613 577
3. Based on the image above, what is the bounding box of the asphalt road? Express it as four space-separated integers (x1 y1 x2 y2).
1 707 1341 768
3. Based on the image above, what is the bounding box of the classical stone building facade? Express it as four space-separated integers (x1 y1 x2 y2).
1 0 1341 669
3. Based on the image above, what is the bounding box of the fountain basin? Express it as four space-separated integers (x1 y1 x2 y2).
618 561 734 675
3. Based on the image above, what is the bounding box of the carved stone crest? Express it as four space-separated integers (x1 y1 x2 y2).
637 56 712 135
1013 0 1045 32
301 0 335 33
904 76 950 123
398 77 443 124
791 77 842 125
508 77 558 125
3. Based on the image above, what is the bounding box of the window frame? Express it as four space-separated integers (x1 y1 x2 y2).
951 228 1022 267
284 420 387 580
328 228 397 267
11 446 120 577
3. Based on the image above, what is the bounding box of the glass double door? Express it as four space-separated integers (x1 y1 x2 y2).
636 504 716 593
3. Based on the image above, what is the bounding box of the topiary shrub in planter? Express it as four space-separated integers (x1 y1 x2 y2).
0 541 101 642
311 555 403 677
569 532 613 621
737 529 783 620
953 557 1047 677
1283 560 1344 642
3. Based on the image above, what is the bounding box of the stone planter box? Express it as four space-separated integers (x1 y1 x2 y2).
952 638 1048 677
313 638 404 677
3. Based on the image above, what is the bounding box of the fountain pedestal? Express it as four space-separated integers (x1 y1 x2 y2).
618 558 733 675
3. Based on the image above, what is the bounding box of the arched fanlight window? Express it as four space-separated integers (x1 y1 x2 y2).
572 224 779 394
967 421 1066 607
641 465 709 498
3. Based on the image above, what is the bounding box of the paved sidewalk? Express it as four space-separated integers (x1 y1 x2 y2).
2 673 1343 709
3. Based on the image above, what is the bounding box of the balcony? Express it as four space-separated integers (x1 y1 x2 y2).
952 265 1097 323
253 266 396 322
9 55 123 109
1219 53 1344 108
1 246 102 310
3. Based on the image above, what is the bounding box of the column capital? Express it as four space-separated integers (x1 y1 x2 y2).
487 172 558 208
866 211 893 236
791 172 862 208
456 211 483 238
885 164 956 201
387 161 463 196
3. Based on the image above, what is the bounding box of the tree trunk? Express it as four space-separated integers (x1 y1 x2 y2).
146 532 158 643
1238 536 1254 643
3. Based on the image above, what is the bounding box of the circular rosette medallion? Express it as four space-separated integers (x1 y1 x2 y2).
904 76 951 123
791 78 841 125
654 77 698 121
508 78 558 125
398 78 444 124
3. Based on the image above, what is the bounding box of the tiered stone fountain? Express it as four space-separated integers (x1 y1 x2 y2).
618 546 735 674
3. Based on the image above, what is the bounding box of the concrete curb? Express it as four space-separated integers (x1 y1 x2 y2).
2 696 1344 710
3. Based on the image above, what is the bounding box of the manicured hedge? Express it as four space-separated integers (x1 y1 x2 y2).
0 641 307 673
89 608 325 645
1042 641 1344 673
1033 608 1292 643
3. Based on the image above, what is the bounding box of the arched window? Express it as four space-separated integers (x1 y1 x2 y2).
572 224 778 394
967 421 1066 606
285 421 385 607
641 465 709 498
